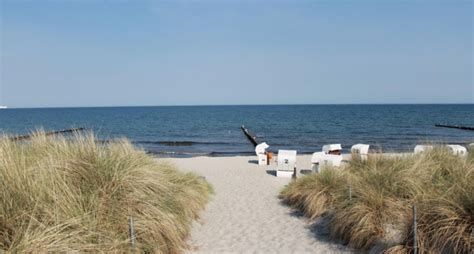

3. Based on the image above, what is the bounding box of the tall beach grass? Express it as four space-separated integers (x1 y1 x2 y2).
0 131 212 252
280 148 473 253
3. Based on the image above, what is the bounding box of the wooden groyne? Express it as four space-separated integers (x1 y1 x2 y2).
9 128 87 141
435 124 474 131
241 125 258 147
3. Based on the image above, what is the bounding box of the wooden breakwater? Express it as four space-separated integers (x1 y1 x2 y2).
241 125 258 147
9 128 87 141
435 124 474 131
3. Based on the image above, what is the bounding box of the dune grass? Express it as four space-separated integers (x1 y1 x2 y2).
280 148 473 253
0 131 212 253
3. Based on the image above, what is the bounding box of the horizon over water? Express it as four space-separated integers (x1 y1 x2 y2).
4 102 473 109
0 104 473 157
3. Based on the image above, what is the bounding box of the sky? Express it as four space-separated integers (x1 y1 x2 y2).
0 0 472 108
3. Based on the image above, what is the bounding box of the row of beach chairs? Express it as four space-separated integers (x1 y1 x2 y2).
256 142 471 178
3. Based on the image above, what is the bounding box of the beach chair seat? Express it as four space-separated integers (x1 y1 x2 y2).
276 150 297 177
255 142 269 165
351 144 370 160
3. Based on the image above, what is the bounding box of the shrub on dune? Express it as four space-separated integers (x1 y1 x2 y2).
0 131 212 253
280 147 473 253
330 156 417 250
279 167 346 219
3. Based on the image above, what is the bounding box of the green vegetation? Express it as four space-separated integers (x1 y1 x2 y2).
280 148 473 253
0 131 212 252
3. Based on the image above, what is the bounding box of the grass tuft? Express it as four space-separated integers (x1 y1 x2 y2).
0 131 212 252
280 147 473 253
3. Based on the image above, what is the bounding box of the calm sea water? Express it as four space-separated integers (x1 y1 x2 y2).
0 105 473 156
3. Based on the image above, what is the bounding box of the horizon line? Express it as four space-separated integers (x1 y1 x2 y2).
3 102 474 110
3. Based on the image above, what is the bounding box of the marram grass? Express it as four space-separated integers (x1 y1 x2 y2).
280 148 473 253
0 131 212 253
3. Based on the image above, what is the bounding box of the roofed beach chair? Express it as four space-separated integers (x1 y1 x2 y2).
255 142 270 165
322 144 342 155
351 144 370 160
312 143 343 173
414 145 433 154
446 145 468 157
276 150 297 177
311 152 343 173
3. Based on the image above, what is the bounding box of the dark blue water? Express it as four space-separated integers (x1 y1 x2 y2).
0 105 473 156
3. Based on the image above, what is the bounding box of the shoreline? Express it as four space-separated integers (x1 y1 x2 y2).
153 152 414 160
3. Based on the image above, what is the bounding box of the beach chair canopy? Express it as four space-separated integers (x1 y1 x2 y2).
277 150 297 172
414 145 433 154
446 145 467 156
255 142 269 155
351 144 370 155
322 144 342 154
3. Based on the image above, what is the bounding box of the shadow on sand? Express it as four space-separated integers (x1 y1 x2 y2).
265 169 277 176
266 169 314 177
299 169 313 175
283 204 352 251
248 160 258 164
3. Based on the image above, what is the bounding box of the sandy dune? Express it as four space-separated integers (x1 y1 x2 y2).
167 155 353 254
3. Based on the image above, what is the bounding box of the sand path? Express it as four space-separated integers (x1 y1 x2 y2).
168 155 353 254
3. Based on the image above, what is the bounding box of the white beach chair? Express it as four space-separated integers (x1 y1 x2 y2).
414 145 433 154
276 150 297 177
469 143 474 152
351 144 370 160
311 152 325 172
322 144 342 155
446 145 468 157
255 142 269 165
311 152 342 173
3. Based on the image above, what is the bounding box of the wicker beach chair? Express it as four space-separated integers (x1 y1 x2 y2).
276 150 297 177
255 142 269 165
414 145 434 154
351 144 370 160
446 145 467 156
311 152 342 173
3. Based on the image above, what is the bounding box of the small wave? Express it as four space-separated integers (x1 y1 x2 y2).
148 151 210 156
208 151 255 156
146 150 256 158
135 141 233 146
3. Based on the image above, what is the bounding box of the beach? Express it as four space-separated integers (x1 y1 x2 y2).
167 155 353 254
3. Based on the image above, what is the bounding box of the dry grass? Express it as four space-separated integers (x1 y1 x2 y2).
0 131 212 253
280 147 473 253
279 166 347 219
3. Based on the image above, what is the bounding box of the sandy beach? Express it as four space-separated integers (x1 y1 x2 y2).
167 155 354 254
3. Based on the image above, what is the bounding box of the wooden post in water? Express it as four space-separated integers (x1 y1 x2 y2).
241 125 258 147
9 128 87 141
435 124 474 131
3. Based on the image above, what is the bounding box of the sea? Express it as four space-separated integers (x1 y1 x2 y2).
0 104 473 157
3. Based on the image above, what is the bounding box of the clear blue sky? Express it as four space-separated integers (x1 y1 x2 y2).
0 0 472 108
